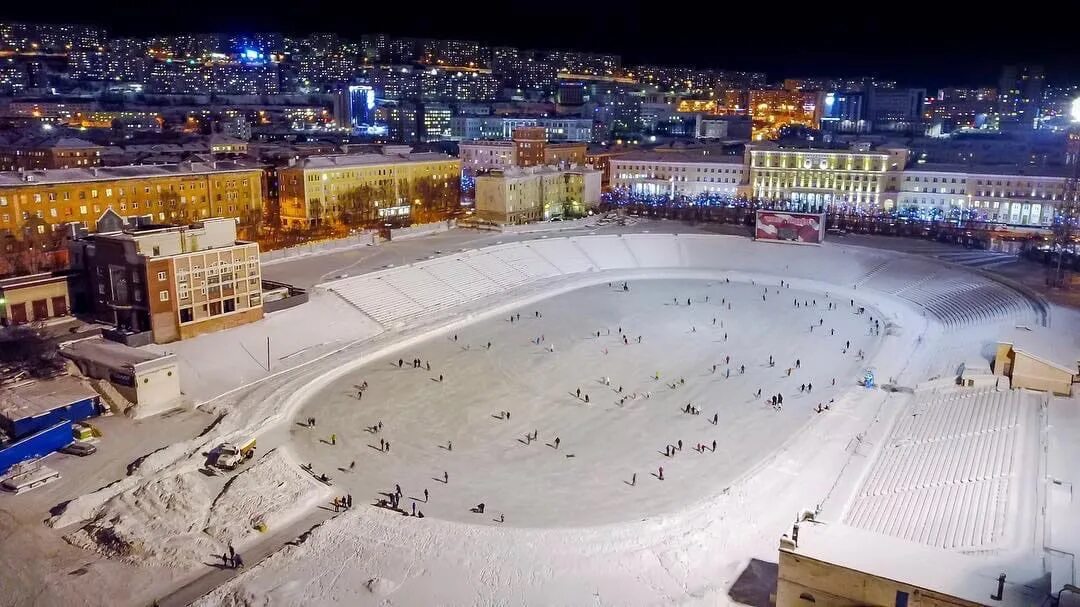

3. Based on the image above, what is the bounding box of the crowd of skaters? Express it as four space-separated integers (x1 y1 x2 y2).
299 278 883 520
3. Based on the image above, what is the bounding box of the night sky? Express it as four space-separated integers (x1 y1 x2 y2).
3 2 1080 89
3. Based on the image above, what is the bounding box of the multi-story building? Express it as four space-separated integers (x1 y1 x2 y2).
0 22 105 52
610 150 747 198
998 65 1045 131
746 143 910 210
276 153 461 228
0 136 103 172
865 87 927 132
0 57 29 93
475 165 601 223
896 164 1072 226
450 116 595 142
924 87 997 133
420 103 453 141
458 140 517 171
0 160 267 239
819 92 867 133
459 128 588 171
67 217 263 343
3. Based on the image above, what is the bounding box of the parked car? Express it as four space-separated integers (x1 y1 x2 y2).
60 441 97 456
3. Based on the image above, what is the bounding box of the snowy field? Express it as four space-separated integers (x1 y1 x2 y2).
291 279 882 528
23 233 1079 607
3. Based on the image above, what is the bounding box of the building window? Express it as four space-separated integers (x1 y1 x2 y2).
895 591 909 607
179 308 193 323
157 271 167 281
159 290 169 302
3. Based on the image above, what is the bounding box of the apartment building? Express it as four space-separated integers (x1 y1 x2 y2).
475 165 601 224
276 153 461 228
0 160 267 239
67 217 262 344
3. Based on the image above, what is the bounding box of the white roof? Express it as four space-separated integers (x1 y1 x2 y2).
0 375 98 422
1001 325 1079 375
786 522 1042 607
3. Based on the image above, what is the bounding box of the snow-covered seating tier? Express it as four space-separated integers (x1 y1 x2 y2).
322 235 1042 331
622 234 683 268
844 388 1036 551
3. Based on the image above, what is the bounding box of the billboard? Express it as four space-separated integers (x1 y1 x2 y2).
755 211 826 245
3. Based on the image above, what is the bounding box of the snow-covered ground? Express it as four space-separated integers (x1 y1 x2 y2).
21 233 1080 607
290 279 881 528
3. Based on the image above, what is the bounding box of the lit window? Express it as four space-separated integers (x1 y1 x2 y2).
159 290 170 302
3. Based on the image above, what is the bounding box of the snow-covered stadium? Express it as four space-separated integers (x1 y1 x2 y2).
28 230 1080 606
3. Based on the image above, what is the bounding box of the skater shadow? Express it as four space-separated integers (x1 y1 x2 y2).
378 491 394 499
364 427 377 434
490 413 504 420
437 444 451 450
545 442 556 449
368 444 384 452
650 472 662 479
319 439 334 445
337 467 350 473
429 377 442 383
317 505 337 512
432 476 448 483
295 422 311 428
203 561 231 570
622 480 635 486
517 438 529 445
658 450 670 457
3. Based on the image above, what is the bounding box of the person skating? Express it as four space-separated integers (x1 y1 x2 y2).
385 441 391 453
796 358 800 368
713 413 719 425
631 473 636 486
439 374 444 382
448 441 452 451
554 437 561 449
444 471 449 483
426 361 431 371
412 502 416 516
398 358 403 368
740 364 745 374
349 460 356 471
584 394 589 403
712 439 717 452
331 433 336 445
395 484 402 498
347 494 353 508
380 438 385 451
677 439 683 451
658 466 664 481
576 387 581 399
424 488 429 502
807 383 812 393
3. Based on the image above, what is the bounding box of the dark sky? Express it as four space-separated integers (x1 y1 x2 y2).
4 2 1080 89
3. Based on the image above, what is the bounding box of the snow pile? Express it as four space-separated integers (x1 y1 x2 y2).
65 471 219 568
205 448 330 548
55 446 325 572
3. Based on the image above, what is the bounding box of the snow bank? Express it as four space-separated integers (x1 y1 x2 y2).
205 448 331 549
65 471 218 568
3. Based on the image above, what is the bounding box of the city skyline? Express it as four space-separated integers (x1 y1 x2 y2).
2 5 1080 88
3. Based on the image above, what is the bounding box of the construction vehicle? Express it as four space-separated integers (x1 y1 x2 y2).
215 437 257 470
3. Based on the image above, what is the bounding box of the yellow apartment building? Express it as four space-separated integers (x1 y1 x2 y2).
277 153 461 228
0 160 267 239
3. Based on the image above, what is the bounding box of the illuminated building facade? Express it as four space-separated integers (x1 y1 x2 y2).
475 165 601 224
896 165 1071 226
276 153 461 228
0 161 266 238
923 88 997 133
747 143 909 210
459 129 587 171
610 150 747 198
